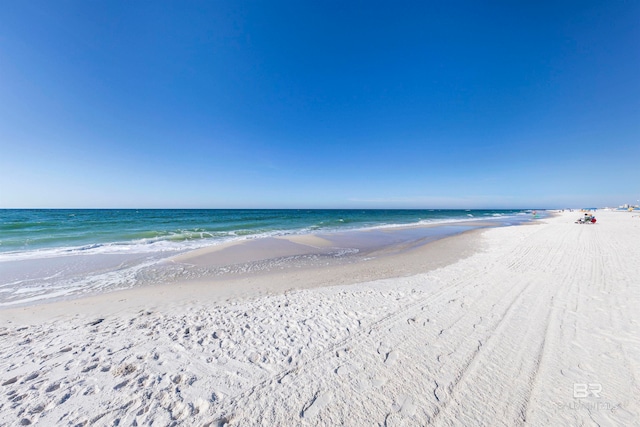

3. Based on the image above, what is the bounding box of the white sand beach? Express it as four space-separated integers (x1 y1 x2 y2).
1 211 639 426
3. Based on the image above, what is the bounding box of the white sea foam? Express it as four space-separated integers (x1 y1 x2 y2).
0 234 248 262
0 257 162 307
340 213 528 232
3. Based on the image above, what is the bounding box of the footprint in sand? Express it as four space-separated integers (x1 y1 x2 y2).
2 376 18 386
114 379 129 390
302 392 332 418
433 380 446 402
81 363 98 373
24 372 39 382
377 342 392 357
355 374 372 392
385 350 399 366
335 365 352 377
391 394 416 416
45 383 61 393
372 377 387 388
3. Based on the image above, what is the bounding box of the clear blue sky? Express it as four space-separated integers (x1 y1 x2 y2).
1 1 638 209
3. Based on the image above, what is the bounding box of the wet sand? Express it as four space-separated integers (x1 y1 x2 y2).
1 225 485 325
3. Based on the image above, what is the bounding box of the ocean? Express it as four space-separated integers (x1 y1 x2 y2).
0 209 537 306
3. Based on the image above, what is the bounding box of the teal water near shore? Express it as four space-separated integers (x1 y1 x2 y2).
0 209 535 259
0 209 540 306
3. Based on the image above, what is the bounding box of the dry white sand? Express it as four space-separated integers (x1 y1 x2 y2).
1 211 638 426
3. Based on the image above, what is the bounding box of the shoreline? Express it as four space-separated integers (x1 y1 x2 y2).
0 209 533 262
0 212 534 309
0 224 487 325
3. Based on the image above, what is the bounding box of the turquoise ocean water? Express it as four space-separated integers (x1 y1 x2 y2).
0 209 537 306
0 209 533 257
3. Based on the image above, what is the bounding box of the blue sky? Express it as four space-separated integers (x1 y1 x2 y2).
1 1 638 208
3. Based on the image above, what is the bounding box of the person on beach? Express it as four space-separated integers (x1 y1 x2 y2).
576 213 594 224
580 215 596 224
